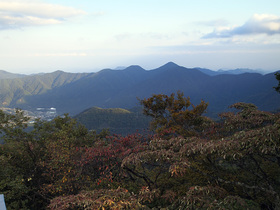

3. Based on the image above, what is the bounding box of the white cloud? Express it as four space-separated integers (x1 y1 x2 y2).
203 14 280 38
32 52 88 57
0 0 86 29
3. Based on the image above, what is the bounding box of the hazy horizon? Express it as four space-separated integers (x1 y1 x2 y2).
0 61 276 75
0 0 280 74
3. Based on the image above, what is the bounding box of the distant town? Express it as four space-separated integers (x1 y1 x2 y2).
0 107 57 123
29 107 57 123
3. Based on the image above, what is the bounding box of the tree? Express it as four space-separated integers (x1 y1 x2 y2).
80 133 149 191
0 112 93 209
122 102 280 209
274 72 280 93
32 114 92 198
139 91 209 137
0 109 45 209
171 103 280 209
2 99 280 209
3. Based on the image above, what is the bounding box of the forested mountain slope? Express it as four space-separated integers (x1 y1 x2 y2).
74 107 150 135
0 71 90 108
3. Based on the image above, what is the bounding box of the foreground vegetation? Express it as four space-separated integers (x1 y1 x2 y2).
0 89 280 209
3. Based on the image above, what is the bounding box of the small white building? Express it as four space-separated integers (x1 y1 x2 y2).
0 194 6 210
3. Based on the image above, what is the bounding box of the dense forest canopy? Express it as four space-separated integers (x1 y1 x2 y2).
0 75 280 209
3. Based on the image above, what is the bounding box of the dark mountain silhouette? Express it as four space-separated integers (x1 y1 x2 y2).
0 62 279 118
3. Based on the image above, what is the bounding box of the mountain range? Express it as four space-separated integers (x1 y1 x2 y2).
0 62 279 118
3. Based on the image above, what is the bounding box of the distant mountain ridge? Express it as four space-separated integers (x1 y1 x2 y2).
0 70 26 79
194 67 265 76
0 62 279 118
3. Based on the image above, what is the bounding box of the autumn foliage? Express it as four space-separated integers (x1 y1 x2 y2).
140 91 209 137
0 91 280 209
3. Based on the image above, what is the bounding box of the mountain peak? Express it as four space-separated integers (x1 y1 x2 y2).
53 70 65 74
153 62 182 72
162 62 180 68
124 65 145 71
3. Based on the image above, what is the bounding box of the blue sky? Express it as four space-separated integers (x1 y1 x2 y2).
0 0 280 74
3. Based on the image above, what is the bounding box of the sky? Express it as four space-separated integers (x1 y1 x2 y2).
0 0 280 74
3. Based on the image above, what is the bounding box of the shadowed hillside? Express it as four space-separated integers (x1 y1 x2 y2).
74 107 151 135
